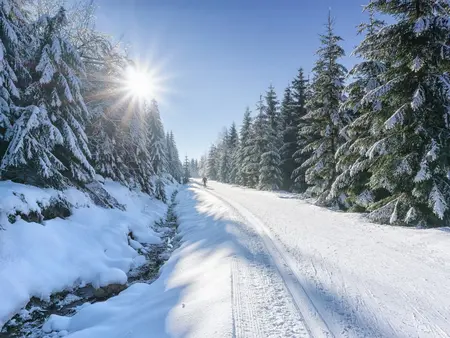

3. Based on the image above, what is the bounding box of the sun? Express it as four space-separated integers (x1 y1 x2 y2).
124 66 155 99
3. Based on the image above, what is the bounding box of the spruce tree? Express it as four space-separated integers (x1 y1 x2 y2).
330 10 385 211
85 45 130 184
228 122 239 149
165 132 174 178
259 85 282 190
1 8 95 187
265 84 281 138
219 147 230 183
146 99 167 175
207 144 218 180
0 0 30 158
183 155 190 184
280 86 295 190
346 0 450 226
228 122 239 183
236 107 253 186
290 69 309 192
166 131 182 182
123 101 153 193
218 128 230 182
244 96 266 188
299 13 348 204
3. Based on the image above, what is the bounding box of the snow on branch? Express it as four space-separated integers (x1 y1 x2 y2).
414 160 431 182
366 138 387 159
430 184 448 219
411 56 423 72
362 76 403 104
385 104 407 129
411 86 425 111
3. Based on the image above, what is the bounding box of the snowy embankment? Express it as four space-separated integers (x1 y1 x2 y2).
0 179 176 328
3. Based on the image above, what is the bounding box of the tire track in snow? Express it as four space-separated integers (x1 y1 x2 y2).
230 255 264 338
204 187 334 338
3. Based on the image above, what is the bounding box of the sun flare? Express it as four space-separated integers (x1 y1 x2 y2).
125 66 155 99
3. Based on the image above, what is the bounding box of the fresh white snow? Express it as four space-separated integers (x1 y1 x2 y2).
207 181 450 337
4 179 450 337
0 179 170 327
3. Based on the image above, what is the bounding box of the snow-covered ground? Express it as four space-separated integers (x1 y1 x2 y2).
10 180 450 337
206 181 450 337
0 179 173 327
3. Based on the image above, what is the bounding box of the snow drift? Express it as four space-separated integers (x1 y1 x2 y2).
0 179 174 327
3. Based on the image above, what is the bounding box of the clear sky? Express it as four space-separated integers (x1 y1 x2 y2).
95 0 369 160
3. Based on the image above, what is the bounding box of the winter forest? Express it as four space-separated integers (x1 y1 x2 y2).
200 1 450 228
0 0 184 202
2 0 450 336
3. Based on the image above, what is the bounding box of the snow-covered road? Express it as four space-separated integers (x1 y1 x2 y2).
45 180 450 337
200 180 450 338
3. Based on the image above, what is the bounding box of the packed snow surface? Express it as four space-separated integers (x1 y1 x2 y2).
206 181 450 337
0 179 169 327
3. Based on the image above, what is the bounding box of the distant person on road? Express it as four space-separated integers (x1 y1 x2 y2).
202 176 207 187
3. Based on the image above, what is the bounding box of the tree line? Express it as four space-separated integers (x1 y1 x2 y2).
201 1 450 227
0 0 183 201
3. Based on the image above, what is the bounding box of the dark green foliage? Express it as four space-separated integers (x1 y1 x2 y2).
288 69 309 191
299 14 348 204
345 0 450 226
258 85 282 190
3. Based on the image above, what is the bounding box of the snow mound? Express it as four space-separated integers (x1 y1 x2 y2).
43 315 71 333
0 179 173 327
93 269 128 289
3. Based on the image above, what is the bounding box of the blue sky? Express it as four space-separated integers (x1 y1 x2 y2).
95 0 369 160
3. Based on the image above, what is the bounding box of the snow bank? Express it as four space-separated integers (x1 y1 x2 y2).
42 187 236 338
0 179 171 327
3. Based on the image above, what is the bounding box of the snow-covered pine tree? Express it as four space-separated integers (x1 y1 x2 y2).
207 144 218 180
228 122 239 149
290 69 309 192
280 86 295 190
236 107 253 186
348 0 450 226
123 100 154 193
329 10 386 211
299 13 348 204
146 99 167 175
243 97 266 188
165 132 174 177
182 155 190 184
84 43 131 184
259 85 282 190
2 8 96 187
264 84 281 141
0 0 31 158
219 146 231 183
218 128 231 183
227 122 239 183
166 131 182 182
172 133 183 180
